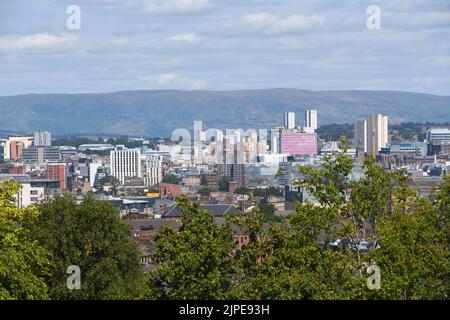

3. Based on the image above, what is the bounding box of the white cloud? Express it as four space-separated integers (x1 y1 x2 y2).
0 33 77 51
242 12 326 33
146 0 210 14
165 32 200 43
138 73 208 89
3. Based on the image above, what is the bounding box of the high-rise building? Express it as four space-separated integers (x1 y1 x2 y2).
305 109 318 131
354 119 368 155
284 112 296 130
110 145 142 185
33 130 52 146
217 136 245 186
367 114 389 156
356 114 389 157
46 163 66 190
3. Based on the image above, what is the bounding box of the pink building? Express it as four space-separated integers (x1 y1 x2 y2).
281 133 318 156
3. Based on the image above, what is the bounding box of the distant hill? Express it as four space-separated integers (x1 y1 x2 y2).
0 89 449 137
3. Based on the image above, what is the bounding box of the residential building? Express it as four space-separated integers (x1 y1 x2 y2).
305 109 318 131
46 163 67 190
366 114 389 156
354 119 368 155
33 130 52 146
284 112 296 130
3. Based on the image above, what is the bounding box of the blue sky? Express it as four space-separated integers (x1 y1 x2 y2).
1 0 449 95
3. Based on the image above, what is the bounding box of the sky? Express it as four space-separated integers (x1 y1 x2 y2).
0 0 449 96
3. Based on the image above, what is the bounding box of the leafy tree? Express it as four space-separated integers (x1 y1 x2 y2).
234 186 250 195
100 175 120 195
257 203 281 223
161 174 181 185
149 197 235 299
0 180 50 299
24 194 147 300
253 187 284 198
198 188 212 197
219 176 231 192
200 174 208 187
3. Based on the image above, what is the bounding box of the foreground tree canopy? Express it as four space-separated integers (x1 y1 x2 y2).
149 154 450 300
1 151 449 300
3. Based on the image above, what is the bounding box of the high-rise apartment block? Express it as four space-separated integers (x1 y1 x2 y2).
355 114 389 157
354 119 368 155
284 112 296 130
34 130 52 146
305 109 318 131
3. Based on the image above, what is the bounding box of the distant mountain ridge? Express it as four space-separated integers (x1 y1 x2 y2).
0 89 449 137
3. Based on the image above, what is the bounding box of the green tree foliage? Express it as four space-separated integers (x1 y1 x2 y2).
200 174 208 187
234 186 251 195
253 187 284 198
219 176 231 192
161 174 181 185
0 181 50 300
149 149 450 300
149 197 235 299
23 195 147 300
198 188 212 197
257 203 281 223
100 175 120 195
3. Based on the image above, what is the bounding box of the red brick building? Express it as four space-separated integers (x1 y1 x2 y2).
46 163 66 190
159 183 183 199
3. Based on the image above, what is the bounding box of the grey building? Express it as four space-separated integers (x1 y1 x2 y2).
22 146 61 164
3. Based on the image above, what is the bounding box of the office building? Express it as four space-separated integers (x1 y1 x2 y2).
280 132 318 156
110 145 142 185
284 112 296 130
33 130 52 146
4 136 34 160
426 128 450 156
22 146 61 164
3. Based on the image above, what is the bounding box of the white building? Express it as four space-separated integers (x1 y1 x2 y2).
305 109 318 131
357 114 389 156
16 182 46 208
110 145 142 184
284 112 296 130
368 114 389 155
33 130 52 146
354 119 368 155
